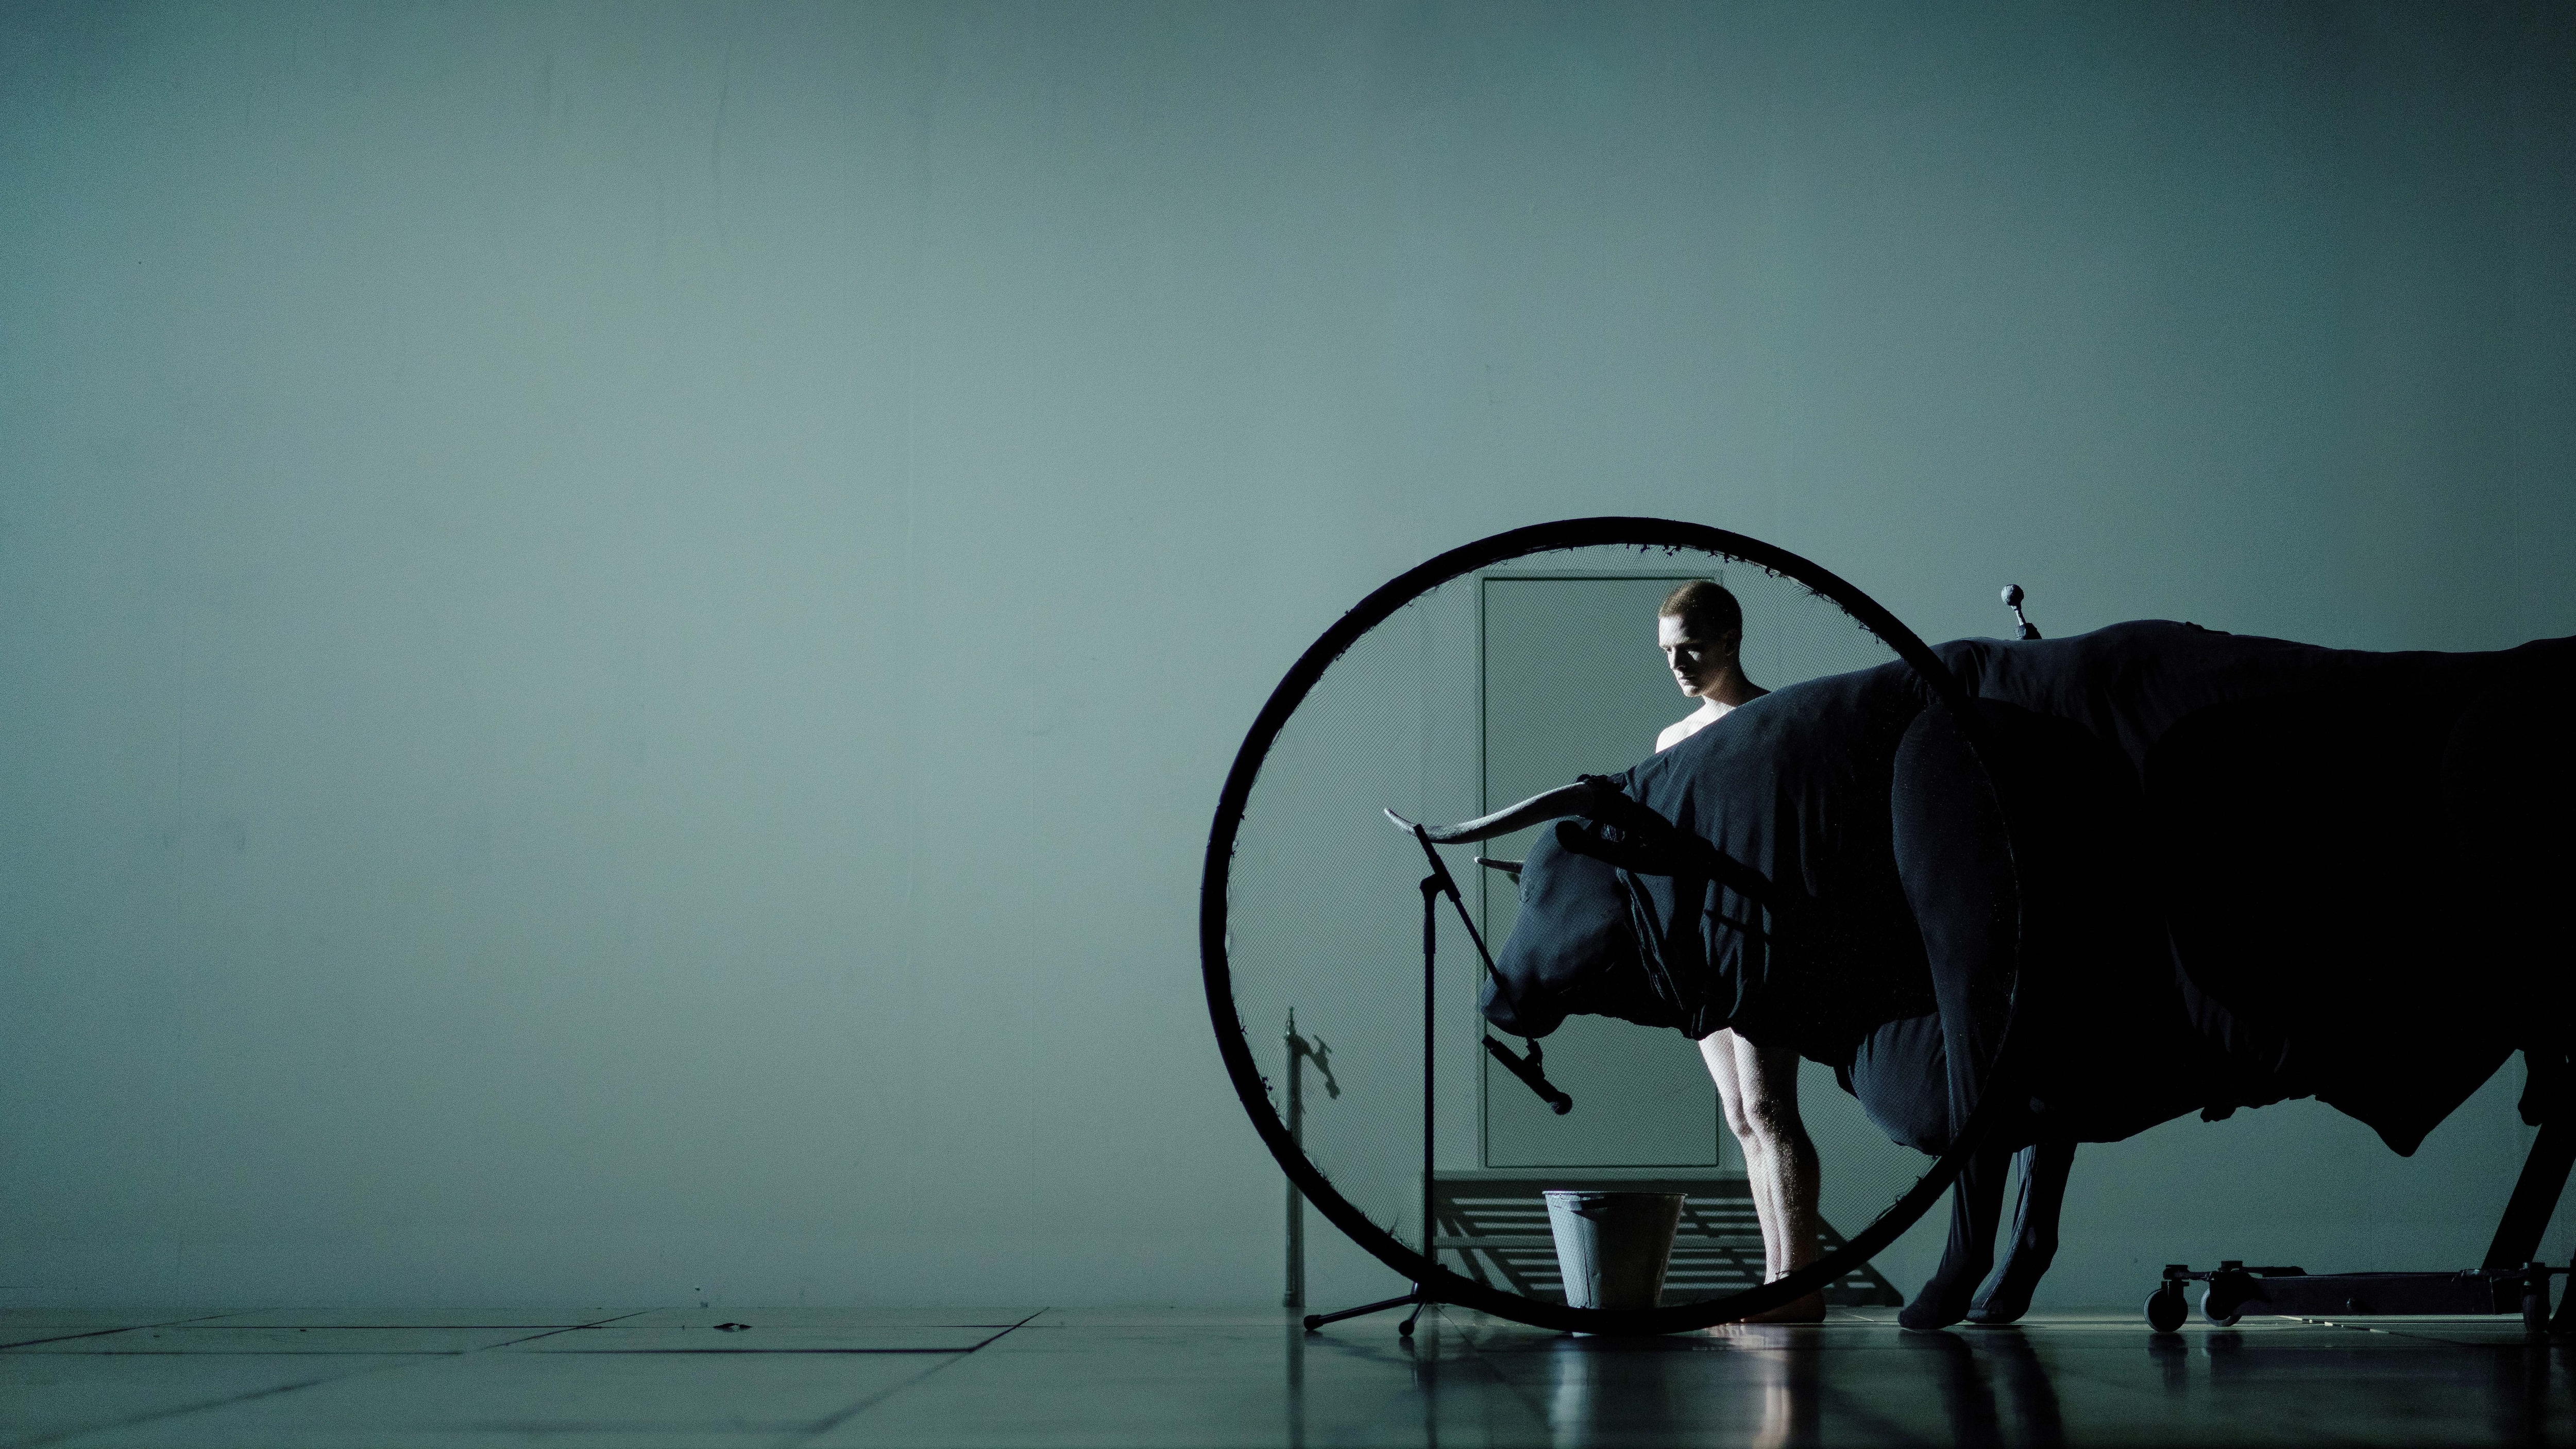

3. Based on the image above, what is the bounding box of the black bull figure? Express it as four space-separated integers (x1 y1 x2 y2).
1403 621 2574 1329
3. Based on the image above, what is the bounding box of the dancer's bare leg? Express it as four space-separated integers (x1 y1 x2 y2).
1701 1030 1826 1322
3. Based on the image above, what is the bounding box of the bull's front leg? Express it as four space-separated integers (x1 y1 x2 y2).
1900 1137 2014 1331
1967 1140 2075 1324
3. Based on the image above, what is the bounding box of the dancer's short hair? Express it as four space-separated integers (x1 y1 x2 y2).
1658 579 1742 638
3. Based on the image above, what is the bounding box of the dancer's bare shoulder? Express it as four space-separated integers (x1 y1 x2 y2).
1656 701 1727 753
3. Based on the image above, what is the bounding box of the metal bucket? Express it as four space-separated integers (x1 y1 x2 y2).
1544 1190 1685 1313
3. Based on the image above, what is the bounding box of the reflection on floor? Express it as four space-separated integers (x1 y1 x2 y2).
5 1304 2571 1446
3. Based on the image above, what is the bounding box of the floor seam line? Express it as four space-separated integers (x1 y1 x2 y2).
10 1370 353 1449
766 1308 1050 1445
480 1309 662 1352
0 1311 634 1443
21 1349 470 1357
774 1343 990 1447
961 1307 1050 1352
515 1346 970 1355
0 1312 237 1352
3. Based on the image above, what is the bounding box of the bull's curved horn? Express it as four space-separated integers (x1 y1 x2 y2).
1383 780 1604 845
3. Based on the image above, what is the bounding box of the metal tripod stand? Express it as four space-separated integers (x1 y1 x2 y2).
1302 823 1566 1336
1300 861 1448 1338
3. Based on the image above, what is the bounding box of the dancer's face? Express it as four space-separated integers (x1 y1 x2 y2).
1658 614 1736 698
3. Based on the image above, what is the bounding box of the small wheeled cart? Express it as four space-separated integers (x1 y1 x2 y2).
2144 1261 2565 1334
2148 1072 2576 1336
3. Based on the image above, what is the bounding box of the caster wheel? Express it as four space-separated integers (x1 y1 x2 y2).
2145 1287 2187 1334
2200 1287 2241 1327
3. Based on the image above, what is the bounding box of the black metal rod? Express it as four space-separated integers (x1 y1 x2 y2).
1307 857 1452 1337
1403 823 1567 1111
1413 825 1509 998
1483 1034 1570 1114
1303 1291 1417 1333
1422 872 1438 1308
1285 1016 1304 1309
2487 1120 2576 1269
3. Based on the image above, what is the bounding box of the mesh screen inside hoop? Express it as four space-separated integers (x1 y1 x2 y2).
1215 535 1981 1322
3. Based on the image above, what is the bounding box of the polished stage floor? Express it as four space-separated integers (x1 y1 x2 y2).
4 1304 2569 1446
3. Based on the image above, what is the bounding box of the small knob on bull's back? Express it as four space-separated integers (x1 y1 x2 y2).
2002 584 2040 641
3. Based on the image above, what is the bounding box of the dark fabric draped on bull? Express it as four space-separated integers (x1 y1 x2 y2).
1442 620 2573 1325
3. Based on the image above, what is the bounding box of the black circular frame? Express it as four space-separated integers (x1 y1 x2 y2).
1200 518 2025 1333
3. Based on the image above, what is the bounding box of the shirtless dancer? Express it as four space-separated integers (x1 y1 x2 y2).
1656 582 1826 1322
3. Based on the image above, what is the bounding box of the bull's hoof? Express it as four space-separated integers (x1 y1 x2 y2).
1964 1246 2055 1324
1900 1280 1977 1331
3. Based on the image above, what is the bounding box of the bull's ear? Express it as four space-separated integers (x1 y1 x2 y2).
1473 856 1522 877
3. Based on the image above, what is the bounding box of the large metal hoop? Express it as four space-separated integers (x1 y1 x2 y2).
1200 517 2025 1332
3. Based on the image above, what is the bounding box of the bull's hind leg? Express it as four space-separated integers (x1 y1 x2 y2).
1891 706 2023 1331
1967 1141 2076 1324
1901 1139 2013 1331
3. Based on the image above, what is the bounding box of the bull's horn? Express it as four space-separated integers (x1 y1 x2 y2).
1382 780 1604 845
1474 857 1522 877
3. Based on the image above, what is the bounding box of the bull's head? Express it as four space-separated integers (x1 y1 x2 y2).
1390 778 1772 901
1387 781 1708 1037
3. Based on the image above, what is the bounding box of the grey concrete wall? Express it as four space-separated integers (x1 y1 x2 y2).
3 0 2569 1308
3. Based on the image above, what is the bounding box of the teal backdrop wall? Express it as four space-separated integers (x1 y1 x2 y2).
4 1 2571 1308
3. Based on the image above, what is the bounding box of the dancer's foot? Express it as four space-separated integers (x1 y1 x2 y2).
1744 1289 1827 1324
